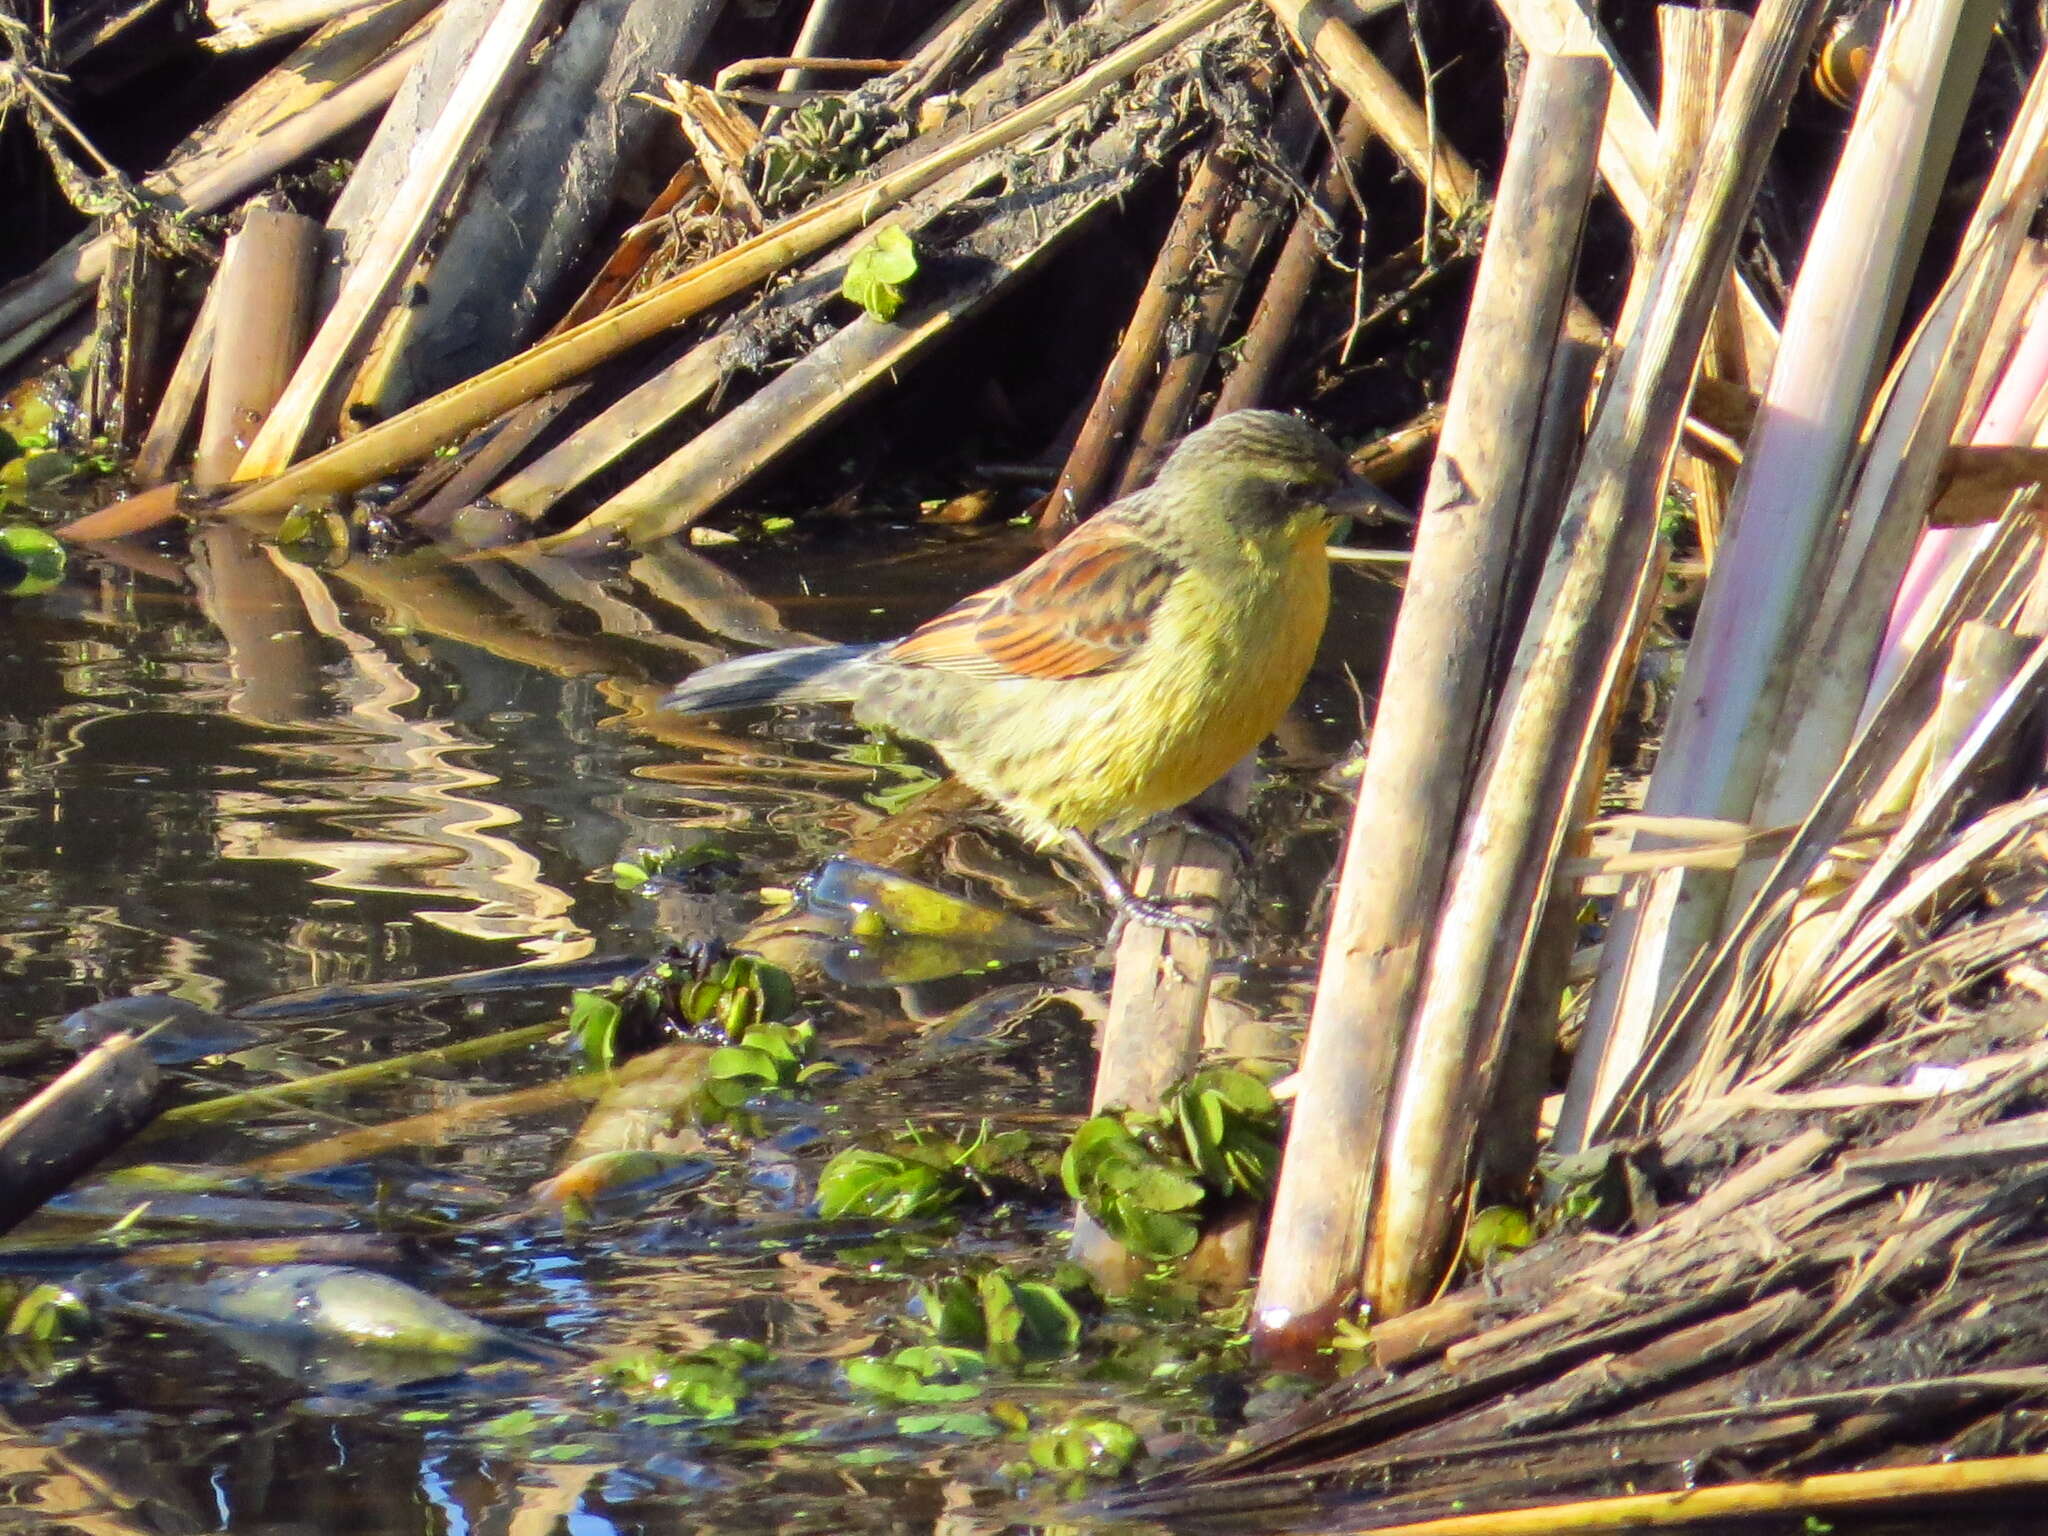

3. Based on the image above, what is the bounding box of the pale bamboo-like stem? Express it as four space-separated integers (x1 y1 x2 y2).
195 207 319 487
1492 0 1779 375
1656 7 1751 558
343 0 729 421
206 0 390 50
1363 0 1830 1319
324 0 493 297
212 0 1250 519
1263 0 1478 219
1742 139 2048 835
1559 0 2000 1152
133 281 221 486
1250 54 1608 1359
0 18 426 351
233 0 559 476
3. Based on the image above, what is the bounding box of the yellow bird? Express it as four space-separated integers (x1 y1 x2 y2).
665 410 1366 932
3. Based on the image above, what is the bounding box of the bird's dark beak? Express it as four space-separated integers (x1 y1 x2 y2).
1327 469 1415 528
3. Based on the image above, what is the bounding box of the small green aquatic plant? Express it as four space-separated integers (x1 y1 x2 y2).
1060 1066 1280 1261
815 1120 1047 1221
598 1340 770 1421
841 226 920 322
566 949 800 1070
912 1264 1085 1365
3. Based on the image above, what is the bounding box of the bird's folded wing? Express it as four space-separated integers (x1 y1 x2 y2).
883 523 1179 681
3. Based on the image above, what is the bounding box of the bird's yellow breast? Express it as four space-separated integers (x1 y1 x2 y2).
958 516 1334 845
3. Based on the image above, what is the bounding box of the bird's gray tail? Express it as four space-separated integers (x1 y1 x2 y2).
664 643 876 714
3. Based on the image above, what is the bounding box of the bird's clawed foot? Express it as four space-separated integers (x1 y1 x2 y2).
1064 828 1224 945
1108 893 1221 945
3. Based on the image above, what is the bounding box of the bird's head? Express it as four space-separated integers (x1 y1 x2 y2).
1149 410 1382 544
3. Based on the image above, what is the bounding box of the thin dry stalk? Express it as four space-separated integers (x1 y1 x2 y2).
1252 53 1608 1356
1363 0 1831 1319
1263 0 1478 219
1040 142 1236 529
133 280 221 486
195 206 319 487
213 0 1251 519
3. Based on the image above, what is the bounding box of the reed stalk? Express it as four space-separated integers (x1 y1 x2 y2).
195 206 319 487
1362 0 1831 1319
1252 52 1607 1357
1560 0 2000 1151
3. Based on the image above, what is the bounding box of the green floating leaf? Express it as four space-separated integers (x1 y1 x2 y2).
598 1342 764 1421
567 990 623 1071
6 1283 86 1341
816 1149 959 1221
1027 1415 1143 1477
0 524 65 598
841 226 920 321
844 1345 985 1405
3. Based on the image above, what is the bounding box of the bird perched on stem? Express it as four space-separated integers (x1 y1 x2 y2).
665 410 1372 934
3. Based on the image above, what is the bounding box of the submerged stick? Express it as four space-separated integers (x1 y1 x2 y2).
1253 53 1607 1359
1364 0 1830 1320
0 1035 160 1237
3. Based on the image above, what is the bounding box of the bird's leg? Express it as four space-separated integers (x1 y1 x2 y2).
1062 829 1218 940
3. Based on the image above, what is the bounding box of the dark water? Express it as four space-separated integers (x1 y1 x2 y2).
0 518 1397 1534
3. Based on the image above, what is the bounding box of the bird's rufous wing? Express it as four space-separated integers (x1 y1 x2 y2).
882 522 1179 681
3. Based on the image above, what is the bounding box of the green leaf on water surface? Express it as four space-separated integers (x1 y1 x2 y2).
568 989 623 1070
1026 1415 1143 1476
0 524 65 597
817 1149 959 1221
